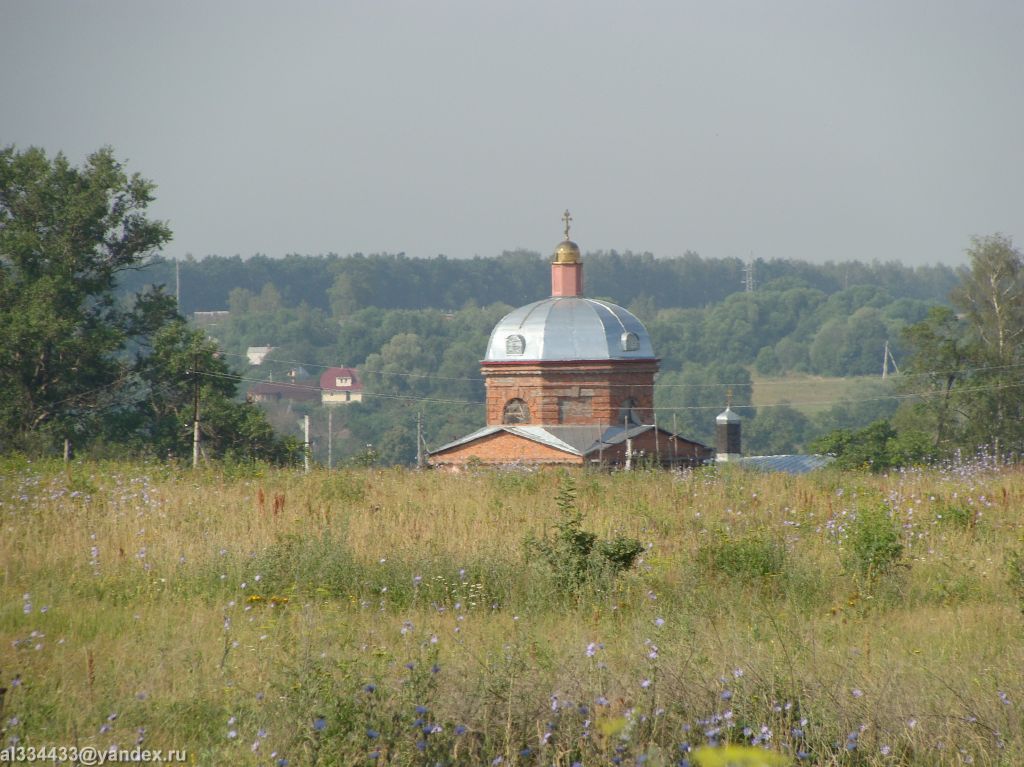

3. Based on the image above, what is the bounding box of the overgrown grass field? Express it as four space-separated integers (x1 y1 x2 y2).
2 457 1022 766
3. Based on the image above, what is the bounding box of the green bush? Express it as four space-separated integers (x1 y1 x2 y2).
698 532 786 581
811 420 936 472
846 505 903 579
1008 549 1024 614
936 502 975 529
524 474 644 594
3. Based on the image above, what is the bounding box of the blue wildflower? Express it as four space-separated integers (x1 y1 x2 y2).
455 725 467 736
313 717 326 732
366 729 379 740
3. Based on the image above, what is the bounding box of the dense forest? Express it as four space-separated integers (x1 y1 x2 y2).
109 250 969 465
120 250 959 316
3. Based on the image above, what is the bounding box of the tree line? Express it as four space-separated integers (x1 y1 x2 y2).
119 249 958 318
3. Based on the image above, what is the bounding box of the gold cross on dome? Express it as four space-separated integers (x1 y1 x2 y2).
726 387 733 408
562 209 573 240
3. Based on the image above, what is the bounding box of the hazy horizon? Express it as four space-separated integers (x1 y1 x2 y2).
4 1 1022 267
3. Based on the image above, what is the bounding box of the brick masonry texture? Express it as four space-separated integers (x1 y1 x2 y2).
482 359 659 427
431 431 587 466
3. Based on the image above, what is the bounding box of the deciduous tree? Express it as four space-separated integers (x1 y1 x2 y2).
0 146 292 461
0 146 172 446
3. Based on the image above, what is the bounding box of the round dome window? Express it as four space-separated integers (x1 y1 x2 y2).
620 332 640 352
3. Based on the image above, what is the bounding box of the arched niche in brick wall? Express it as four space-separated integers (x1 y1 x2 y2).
502 398 531 424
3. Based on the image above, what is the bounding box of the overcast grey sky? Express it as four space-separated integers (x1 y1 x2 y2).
3 1 1022 265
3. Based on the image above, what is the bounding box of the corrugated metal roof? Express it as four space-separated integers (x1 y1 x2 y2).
484 297 655 362
428 426 505 454
504 426 588 455
530 425 608 453
430 426 595 457
735 454 833 475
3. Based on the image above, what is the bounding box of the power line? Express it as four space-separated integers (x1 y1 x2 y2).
212 348 1024 391
195 368 1024 413
196 370 485 406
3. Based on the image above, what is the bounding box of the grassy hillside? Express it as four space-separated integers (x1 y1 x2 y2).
751 373 895 415
1 459 1022 765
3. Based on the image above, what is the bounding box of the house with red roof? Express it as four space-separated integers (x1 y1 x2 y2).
320 367 363 405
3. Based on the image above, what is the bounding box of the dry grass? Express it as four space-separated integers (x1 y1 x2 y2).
1 457 1022 765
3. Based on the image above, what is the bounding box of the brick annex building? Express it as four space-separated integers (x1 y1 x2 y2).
429 214 712 468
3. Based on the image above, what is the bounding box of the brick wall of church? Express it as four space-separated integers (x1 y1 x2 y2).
430 430 586 466
482 360 658 426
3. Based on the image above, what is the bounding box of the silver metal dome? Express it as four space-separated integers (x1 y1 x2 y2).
716 406 742 424
484 297 655 362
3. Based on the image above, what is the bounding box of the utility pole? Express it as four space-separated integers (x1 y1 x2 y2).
672 412 679 463
192 351 200 470
887 343 899 376
303 415 311 474
327 408 333 470
882 340 889 379
624 415 633 470
416 411 425 469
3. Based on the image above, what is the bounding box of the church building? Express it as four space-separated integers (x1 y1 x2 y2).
428 213 711 468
